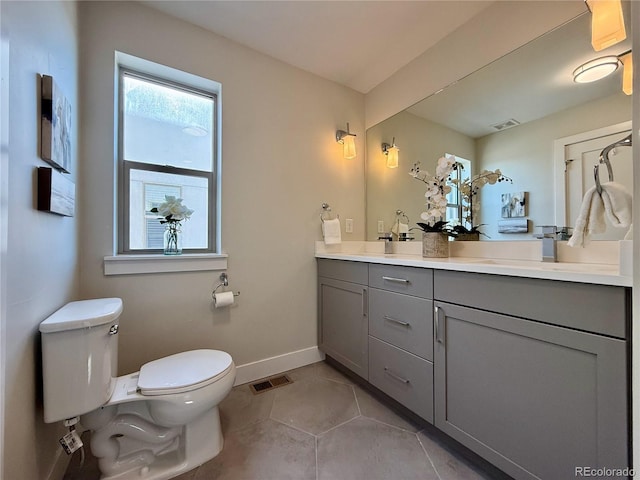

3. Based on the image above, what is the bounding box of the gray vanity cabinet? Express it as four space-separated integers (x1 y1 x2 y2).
368 264 434 422
318 259 369 379
433 271 629 480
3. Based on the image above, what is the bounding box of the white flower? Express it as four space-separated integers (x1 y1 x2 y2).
152 195 194 223
436 155 456 178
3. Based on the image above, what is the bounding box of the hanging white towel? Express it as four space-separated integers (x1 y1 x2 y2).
322 218 342 245
391 221 409 237
601 181 632 228
567 181 632 247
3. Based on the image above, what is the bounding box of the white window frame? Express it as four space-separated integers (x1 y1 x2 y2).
105 52 225 275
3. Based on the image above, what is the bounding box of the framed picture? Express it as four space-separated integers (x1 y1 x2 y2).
41 74 71 173
498 218 528 233
37 167 75 217
501 191 526 218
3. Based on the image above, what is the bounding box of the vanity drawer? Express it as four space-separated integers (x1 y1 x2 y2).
369 336 434 423
369 288 433 361
369 264 433 298
317 258 368 285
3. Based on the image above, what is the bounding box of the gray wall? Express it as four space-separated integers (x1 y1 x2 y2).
77 1 365 376
0 1 80 479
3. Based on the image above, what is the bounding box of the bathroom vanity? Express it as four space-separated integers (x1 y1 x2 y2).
317 251 630 480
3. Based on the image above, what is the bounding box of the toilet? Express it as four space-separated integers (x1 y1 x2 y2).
39 297 235 480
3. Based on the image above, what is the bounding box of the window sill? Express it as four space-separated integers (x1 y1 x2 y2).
104 253 228 275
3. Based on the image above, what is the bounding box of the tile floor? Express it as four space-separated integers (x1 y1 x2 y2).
65 360 502 480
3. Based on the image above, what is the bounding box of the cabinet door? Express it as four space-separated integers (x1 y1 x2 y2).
433 302 627 480
319 277 368 379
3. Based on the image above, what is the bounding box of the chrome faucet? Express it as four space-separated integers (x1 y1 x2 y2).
535 226 558 263
378 234 393 254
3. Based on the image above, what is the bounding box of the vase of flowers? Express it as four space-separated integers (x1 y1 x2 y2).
150 195 194 255
410 156 458 257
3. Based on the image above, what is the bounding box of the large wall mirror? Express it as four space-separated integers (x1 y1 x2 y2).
366 7 632 241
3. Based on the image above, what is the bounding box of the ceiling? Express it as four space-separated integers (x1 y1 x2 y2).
405 3 631 138
142 1 494 94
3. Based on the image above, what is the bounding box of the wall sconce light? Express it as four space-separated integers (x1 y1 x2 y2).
585 0 626 52
573 55 620 83
382 138 400 169
336 123 357 159
620 51 632 95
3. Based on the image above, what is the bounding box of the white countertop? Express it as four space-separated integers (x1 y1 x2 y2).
315 241 632 287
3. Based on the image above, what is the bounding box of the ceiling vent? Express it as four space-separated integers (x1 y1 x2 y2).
491 118 521 131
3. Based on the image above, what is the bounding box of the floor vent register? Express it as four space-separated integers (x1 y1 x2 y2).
249 374 293 394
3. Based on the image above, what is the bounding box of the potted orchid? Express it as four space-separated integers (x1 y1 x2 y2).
450 168 512 238
150 195 194 255
409 156 459 257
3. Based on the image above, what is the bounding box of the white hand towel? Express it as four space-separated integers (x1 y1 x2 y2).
391 222 409 237
601 181 632 228
567 181 632 247
322 218 342 245
567 185 605 247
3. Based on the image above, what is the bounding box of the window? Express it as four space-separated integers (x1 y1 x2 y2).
445 155 471 226
117 64 218 254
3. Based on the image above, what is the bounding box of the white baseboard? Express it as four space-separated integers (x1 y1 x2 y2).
234 346 325 386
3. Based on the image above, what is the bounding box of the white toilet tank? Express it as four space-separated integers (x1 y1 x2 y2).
39 298 123 423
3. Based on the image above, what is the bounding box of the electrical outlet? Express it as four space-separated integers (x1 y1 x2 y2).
377 220 385 233
345 218 353 233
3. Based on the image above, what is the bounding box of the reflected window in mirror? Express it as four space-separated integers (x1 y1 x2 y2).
446 155 471 227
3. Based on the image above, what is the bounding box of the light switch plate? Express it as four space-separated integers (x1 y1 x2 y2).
345 218 353 233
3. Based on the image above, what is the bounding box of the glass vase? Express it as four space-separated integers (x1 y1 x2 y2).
163 224 182 255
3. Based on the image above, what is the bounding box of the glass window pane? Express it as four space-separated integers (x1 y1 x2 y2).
129 169 209 250
123 74 214 172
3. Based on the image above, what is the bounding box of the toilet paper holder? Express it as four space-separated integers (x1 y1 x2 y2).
212 273 240 299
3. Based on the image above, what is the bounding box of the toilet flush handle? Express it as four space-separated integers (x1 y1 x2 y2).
109 324 119 335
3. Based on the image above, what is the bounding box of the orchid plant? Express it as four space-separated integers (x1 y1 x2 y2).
409 155 458 234
410 156 512 236
450 168 512 230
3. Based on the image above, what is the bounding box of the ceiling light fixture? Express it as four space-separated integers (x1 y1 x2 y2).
336 123 356 159
585 0 626 52
572 56 620 83
382 138 399 169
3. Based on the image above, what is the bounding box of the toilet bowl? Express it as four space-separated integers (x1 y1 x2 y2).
39 298 235 480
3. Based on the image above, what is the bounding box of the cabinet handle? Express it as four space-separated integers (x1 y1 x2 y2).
383 315 410 327
384 367 410 384
362 288 368 317
434 306 444 344
382 276 410 284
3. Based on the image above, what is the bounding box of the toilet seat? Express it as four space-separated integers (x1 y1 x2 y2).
138 349 233 396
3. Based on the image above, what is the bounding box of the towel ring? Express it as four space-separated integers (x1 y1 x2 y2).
395 209 410 224
594 133 632 195
593 163 613 196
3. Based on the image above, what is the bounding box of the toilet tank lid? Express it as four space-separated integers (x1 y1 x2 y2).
39 298 123 333
138 349 233 395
